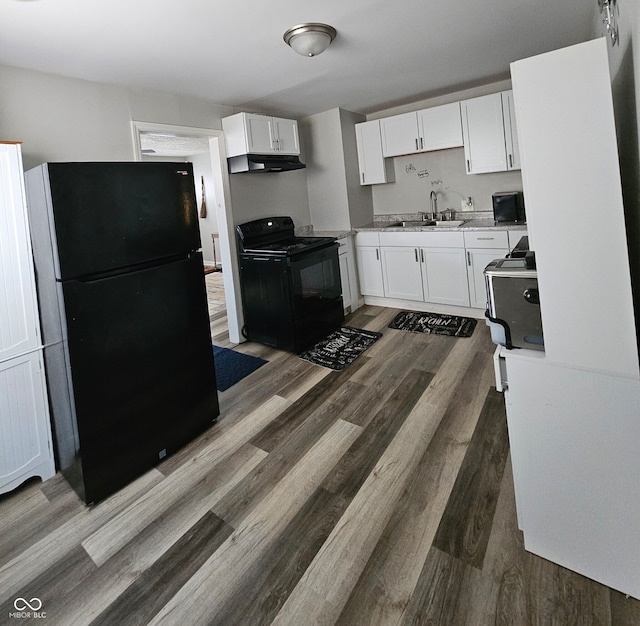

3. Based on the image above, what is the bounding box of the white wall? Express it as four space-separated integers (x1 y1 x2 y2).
0 63 312 235
191 152 219 265
301 108 375 231
0 64 234 170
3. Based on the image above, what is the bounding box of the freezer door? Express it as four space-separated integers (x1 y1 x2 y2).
43 162 201 279
59 252 218 503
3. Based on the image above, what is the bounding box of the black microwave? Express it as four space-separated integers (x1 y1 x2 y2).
492 191 525 223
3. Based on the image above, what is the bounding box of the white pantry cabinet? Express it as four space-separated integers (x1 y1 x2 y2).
355 120 395 185
502 38 640 598
461 91 520 174
0 142 55 494
380 102 463 157
222 112 300 157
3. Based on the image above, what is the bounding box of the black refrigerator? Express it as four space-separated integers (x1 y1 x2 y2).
25 162 219 504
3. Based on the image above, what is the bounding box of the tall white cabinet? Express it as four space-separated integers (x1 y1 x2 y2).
0 142 55 494
499 38 640 599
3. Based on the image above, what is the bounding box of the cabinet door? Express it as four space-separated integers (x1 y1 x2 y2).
421 247 470 307
461 93 508 174
381 246 424 301
380 112 420 157
356 120 392 185
418 102 463 151
0 351 55 494
466 248 509 309
0 143 40 362
339 252 351 311
272 117 300 155
245 114 277 153
356 246 384 297
502 91 521 170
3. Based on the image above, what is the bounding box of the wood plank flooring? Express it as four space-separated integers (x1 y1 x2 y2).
2 302 640 625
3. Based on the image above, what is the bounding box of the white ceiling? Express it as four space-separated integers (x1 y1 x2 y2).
1 0 595 118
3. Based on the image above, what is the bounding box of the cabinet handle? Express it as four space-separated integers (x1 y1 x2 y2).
376 249 379 261
477 237 494 240
415 138 419 151
419 137 423 150
467 251 472 266
362 172 365 184
414 248 418 262
509 153 513 168
466 159 471 172
420 249 424 263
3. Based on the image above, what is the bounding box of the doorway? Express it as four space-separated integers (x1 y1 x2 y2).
130 121 243 344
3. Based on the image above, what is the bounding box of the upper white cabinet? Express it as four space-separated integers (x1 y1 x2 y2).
501 90 521 171
461 91 520 174
355 120 395 185
380 102 463 157
418 102 464 152
222 112 300 157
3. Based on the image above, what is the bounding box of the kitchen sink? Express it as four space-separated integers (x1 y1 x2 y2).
435 219 466 227
400 220 436 227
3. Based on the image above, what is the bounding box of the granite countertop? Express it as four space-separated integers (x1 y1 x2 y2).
312 230 356 239
355 213 527 233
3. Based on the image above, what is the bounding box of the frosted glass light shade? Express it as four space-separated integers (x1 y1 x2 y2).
283 23 337 57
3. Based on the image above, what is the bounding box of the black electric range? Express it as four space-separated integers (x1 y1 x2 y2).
236 217 344 353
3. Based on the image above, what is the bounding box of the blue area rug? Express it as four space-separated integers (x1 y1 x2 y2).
213 346 267 392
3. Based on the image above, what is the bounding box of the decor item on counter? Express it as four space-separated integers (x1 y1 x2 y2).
199 175 207 218
213 346 267 391
389 311 477 338
299 326 381 371
283 23 336 57
598 0 618 45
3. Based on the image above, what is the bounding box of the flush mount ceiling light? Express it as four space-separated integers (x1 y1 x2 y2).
283 23 337 57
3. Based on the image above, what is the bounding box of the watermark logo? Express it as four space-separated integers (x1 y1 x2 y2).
9 597 46 619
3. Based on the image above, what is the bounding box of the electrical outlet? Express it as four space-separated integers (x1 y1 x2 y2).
461 197 474 212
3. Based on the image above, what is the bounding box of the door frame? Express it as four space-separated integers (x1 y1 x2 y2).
130 121 243 344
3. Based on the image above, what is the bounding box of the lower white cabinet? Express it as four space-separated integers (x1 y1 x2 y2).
356 245 384 297
338 235 359 312
466 248 508 309
463 230 510 309
421 247 470 307
381 246 423 301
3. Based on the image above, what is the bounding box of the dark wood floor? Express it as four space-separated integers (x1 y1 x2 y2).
1 304 640 625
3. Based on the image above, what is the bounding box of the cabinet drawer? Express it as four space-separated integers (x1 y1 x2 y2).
356 232 380 246
379 230 464 248
463 230 509 249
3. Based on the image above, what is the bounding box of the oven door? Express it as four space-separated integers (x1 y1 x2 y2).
288 244 342 319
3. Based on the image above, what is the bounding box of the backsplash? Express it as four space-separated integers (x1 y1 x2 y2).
371 148 523 216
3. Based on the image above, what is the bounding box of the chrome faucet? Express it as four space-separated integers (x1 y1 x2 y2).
442 208 453 221
430 191 438 219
